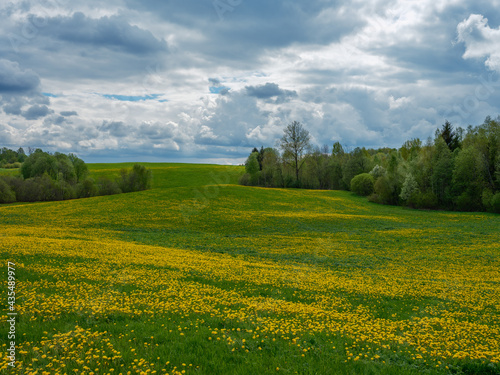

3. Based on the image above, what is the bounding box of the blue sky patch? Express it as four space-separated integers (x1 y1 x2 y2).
103 94 162 101
209 86 230 94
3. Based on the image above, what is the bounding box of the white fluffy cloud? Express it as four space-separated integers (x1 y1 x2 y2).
457 14 500 71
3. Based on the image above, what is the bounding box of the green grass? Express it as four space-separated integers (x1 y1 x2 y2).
1 163 499 375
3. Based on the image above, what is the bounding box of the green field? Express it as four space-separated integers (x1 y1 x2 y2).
1 163 499 374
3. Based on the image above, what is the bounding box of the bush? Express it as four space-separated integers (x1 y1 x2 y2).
118 164 152 193
369 165 386 179
455 192 482 212
245 152 260 175
97 176 122 195
283 175 297 188
373 175 399 204
350 173 374 196
16 178 40 202
76 178 98 198
53 180 77 201
400 173 419 203
482 189 494 211
15 174 56 202
238 173 251 186
0 151 152 205
4 162 21 169
2 175 23 197
491 192 500 214
0 178 16 203
415 191 439 209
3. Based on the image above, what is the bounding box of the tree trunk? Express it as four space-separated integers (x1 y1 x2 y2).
295 154 299 182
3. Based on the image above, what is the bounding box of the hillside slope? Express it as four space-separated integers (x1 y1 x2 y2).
1 163 499 374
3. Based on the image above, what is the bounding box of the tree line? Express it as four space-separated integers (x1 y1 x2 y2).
0 149 152 204
240 117 500 213
0 147 27 169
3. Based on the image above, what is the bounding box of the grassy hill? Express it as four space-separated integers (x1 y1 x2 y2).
1 163 499 374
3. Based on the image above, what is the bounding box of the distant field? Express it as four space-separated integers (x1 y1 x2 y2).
0 168 19 175
1 163 499 374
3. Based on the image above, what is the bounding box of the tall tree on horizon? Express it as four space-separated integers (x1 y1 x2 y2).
439 120 460 152
279 121 311 183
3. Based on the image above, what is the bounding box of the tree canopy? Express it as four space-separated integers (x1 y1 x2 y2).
240 117 500 213
278 121 311 185
0 149 153 204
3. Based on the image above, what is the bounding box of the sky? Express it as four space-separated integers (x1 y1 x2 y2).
1 0 500 164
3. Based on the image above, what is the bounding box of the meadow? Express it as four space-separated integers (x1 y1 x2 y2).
1 163 499 375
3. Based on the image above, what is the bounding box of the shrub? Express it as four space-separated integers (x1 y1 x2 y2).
455 192 482 212
97 176 122 195
250 171 262 186
491 192 500 214
482 189 494 211
53 180 77 201
369 165 386 179
373 175 399 204
415 191 439 209
245 152 260 175
368 193 380 204
283 175 296 188
16 175 56 202
238 173 251 186
0 178 16 203
4 162 21 169
76 178 98 198
400 173 419 203
350 173 374 196
118 164 152 193
2 175 23 197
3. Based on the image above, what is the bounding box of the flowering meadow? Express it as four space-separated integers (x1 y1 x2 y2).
1 163 499 374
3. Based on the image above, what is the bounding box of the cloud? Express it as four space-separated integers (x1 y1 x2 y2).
208 78 230 95
98 120 129 138
60 111 78 117
3 101 23 115
0 59 40 93
208 78 221 86
42 12 167 54
1 2 500 163
457 14 500 71
138 121 176 140
22 104 53 120
245 83 297 101
194 92 269 147
0 123 14 146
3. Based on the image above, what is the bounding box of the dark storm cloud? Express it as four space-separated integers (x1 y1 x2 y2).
3 101 23 116
99 121 129 138
124 0 362 64
60 111 78 117
41 12 167 54
0 8 169 82
22 104 53 120
245 83 297 100
0 59 40 93
138 122 175 140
